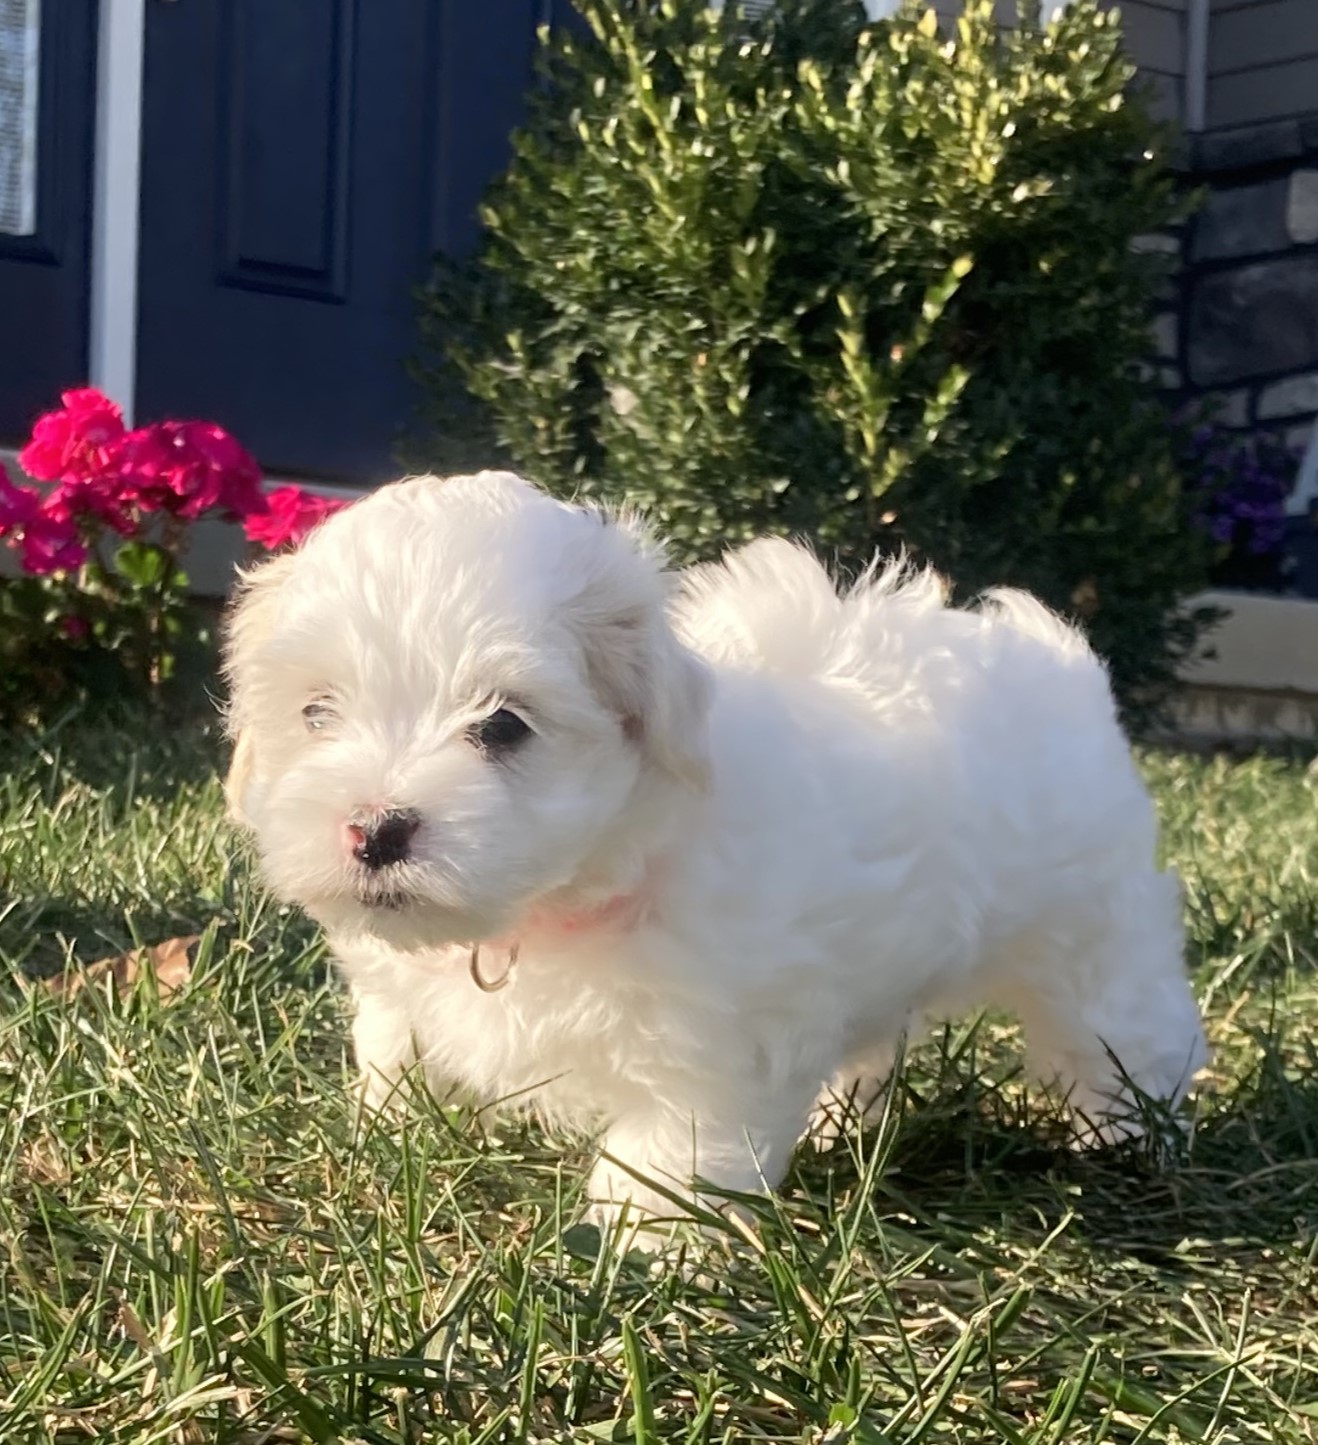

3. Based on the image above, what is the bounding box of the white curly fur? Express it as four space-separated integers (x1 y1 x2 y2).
224 471 1207 1237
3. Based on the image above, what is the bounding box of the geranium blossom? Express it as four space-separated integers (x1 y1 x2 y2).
6 387 342 711
0 466 88 574
182 421 267 519
18 512 88 574
46 473 138 535
0 464 43 531
7 387 345 595
117 420 265 521
19 388 126 483
244 485 346 548
16 388 270 535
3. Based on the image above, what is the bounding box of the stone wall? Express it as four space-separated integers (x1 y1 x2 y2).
1175 113 1318 479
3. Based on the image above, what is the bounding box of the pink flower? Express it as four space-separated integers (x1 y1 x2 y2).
19 387 126 483
178 421 266 519
243 485 346 549
117 420 265 520
1 462 89 575
0 464 43 533
109 427 175 514
47 474 138 536
61 615 90 641
15 509 88 575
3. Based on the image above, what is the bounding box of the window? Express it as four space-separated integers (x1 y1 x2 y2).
0 0 40 237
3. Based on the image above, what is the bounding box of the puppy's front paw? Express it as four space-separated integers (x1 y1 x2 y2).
586 1114 788 1252
586 1156 695 1252
351 987 420 1114
806 1049 899 1150
356 1061 410 1114
805 1077 889 1151
585 1197 682 1255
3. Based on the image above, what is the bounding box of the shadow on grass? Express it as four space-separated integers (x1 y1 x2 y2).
0 703 227 806
0 705 239 976
0 895 233 979
795 1033 1318 1277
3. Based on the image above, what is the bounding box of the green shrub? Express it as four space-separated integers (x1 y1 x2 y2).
414 0 1214 721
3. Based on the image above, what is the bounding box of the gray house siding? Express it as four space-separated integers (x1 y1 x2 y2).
1118 0 1188 124
1208 0 1318 130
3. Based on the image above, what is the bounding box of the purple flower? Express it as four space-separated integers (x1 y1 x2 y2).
1186 424 1299 567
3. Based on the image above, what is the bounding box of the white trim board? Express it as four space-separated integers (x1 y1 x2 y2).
1293 428 1318 520
88 0 144 423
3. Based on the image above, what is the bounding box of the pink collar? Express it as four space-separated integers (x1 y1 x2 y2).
469 887 648 992
519 888 648 940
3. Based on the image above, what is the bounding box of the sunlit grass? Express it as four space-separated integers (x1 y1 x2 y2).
1 719 1315 1442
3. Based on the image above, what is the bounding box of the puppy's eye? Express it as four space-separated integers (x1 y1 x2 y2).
302 697 336 732
470 707 532 754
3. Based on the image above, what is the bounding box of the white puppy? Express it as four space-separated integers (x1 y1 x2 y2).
224 470 1207 1232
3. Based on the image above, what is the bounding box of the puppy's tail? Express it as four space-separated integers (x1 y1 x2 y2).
977 587 1097 663
676 540 959 685
674 537 844 675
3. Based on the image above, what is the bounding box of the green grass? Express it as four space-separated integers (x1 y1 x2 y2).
2 716 1317 1443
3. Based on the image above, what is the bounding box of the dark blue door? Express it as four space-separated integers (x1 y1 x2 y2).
135 1 554 483
0 1 98 442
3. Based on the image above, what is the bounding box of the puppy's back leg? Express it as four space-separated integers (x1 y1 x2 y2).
996 870 1207 1140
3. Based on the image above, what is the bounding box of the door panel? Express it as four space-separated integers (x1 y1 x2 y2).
0 0 98 442
216 0 353 300
136 0 556 483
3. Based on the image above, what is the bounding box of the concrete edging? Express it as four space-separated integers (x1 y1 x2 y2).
1170 588 1318 745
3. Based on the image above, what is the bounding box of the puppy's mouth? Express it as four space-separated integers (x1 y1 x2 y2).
357 890 412 911
354 876 419 911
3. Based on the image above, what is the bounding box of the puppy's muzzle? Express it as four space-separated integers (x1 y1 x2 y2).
348 808 421 871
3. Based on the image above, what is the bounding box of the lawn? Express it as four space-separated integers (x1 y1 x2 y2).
1 716 1316 1443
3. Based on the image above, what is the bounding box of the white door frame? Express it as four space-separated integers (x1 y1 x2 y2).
88 0 145 423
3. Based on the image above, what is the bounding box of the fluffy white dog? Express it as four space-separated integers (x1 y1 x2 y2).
224 470 1207 1233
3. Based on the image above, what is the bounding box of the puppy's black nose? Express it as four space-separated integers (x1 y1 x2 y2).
350 809 420 870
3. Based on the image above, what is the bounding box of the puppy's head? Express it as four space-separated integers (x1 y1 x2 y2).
223 471 709 949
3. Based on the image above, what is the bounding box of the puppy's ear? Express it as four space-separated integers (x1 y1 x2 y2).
224 731 258 827
639 622 713 792
222 552 298 826
571 515 712 788
582 604 711 790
